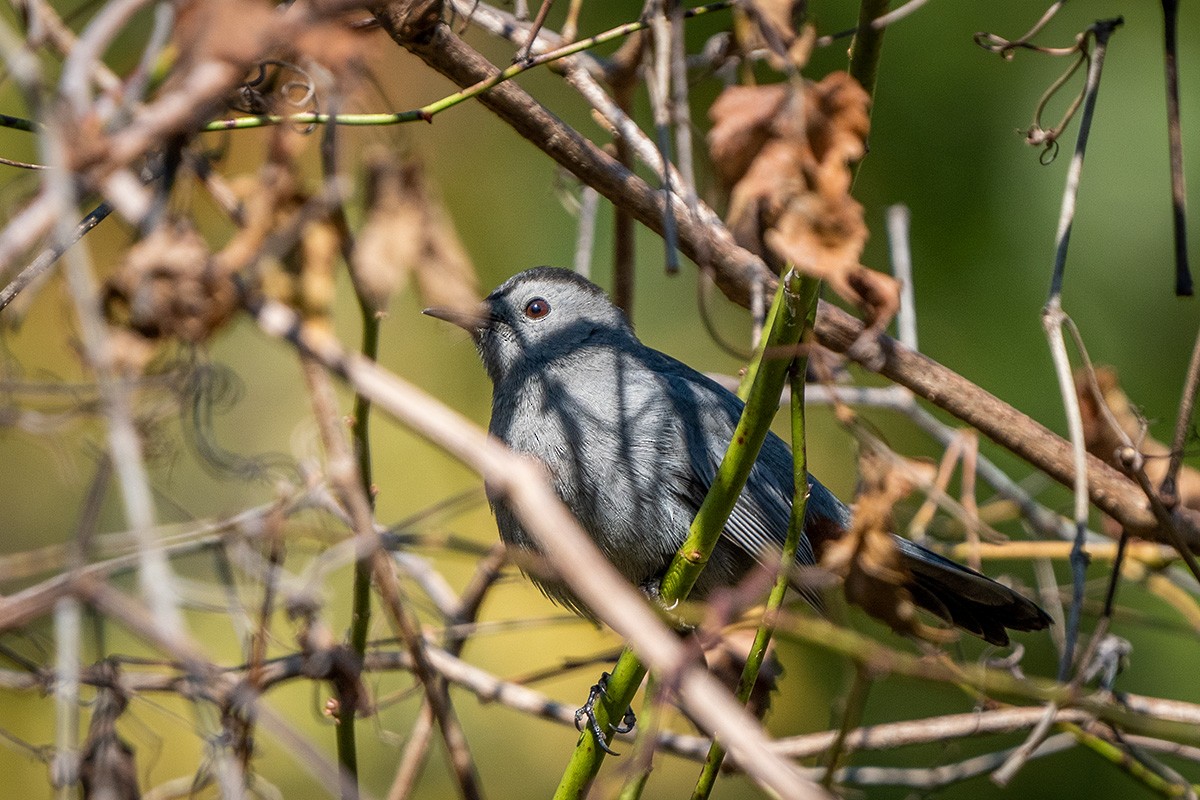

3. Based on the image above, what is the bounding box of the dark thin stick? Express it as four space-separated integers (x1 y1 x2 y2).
647 2 680 274
1159 0 1191 297
1039 18 1122 682
0 200 113 313
1047 20 1122 301
1103 531 1130 617
1161 326 1200 506
516 0 556 62
320 96 370 797
0 112 39 132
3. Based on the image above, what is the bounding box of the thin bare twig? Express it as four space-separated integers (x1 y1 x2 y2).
1158 0 1191 297
0 200 114 313
886 204 917 351
841 733 1077 789
1161 325 1200 506
974 2 1070 57
646 0 680 274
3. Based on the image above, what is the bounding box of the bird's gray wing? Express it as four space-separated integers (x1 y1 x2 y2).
640 348 825 569
633 347 1049 644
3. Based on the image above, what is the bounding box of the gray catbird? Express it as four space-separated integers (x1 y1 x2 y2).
427 267 1050 646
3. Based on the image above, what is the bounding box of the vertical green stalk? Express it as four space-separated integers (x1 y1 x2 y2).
848 0 890 102
821 666 871 787
615 673 659 800
554 271 813 799
338 300 381 785
658 272 813 602
691 275 820 800
847 0 888 187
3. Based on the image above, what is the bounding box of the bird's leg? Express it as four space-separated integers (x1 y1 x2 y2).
574 671 636 754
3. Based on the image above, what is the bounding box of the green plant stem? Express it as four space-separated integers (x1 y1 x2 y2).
336 298 381 785
554 649 647 799
1062 722 1196 798
659 273 812 601
821 667 871 788
615 673 659 800
846 0 888 188
691 274 820 800
847 0 890 101
554 270 811 799
202 2 733 133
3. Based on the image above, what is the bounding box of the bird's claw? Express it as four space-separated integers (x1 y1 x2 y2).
613 705 636 735
574 672 636 755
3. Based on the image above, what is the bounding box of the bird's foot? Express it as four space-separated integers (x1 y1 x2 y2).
574 672 636 755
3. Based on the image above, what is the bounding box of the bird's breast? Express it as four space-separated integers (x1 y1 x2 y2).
487 358 690 579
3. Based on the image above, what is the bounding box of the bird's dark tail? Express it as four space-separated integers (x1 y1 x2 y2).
802 478 1049 646
893 537 1051 646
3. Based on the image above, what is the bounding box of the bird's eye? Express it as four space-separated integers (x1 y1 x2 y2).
523 297 551 320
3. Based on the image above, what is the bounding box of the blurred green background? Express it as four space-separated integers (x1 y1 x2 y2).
1 1 1199 798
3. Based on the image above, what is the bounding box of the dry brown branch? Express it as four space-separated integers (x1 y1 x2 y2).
377 11 774 308
814 302 1195 547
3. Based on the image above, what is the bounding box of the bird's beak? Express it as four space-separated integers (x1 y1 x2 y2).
422 305 490 339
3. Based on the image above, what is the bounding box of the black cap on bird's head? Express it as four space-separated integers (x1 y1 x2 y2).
424 267 634 384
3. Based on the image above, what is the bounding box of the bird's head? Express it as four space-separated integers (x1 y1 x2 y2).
424 267 634 385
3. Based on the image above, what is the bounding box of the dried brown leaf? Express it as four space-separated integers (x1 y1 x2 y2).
104 220 235 344
709 73 899 329
218 163 306 279
822 442 955 643
415 203 480 315
172 0 277 72
290 16 375 82
708 83 789 189
298 218 341 331
741 0 814 71
352 152 428 312
353 149 479 315
1077 366 1200 513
